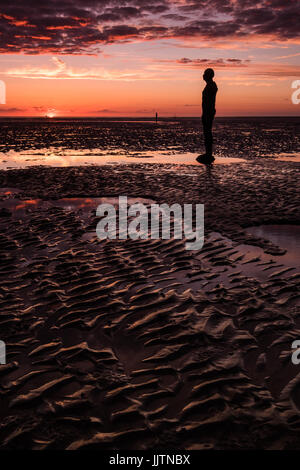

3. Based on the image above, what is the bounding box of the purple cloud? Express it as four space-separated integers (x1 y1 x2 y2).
0 0 298 54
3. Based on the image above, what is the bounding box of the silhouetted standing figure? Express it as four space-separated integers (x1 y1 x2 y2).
199 68 218 162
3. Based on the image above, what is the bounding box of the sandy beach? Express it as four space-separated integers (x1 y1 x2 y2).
0 118 299 450
1 0 300 456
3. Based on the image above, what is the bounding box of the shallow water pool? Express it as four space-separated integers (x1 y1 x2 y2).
0 148 247 169
246 225 300 267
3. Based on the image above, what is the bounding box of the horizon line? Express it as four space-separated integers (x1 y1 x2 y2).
0 115 299 119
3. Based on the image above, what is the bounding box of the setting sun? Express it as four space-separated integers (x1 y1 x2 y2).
45 110 56 118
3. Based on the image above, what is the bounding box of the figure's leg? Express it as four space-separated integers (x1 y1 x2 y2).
202 116 213 156
205 116 213 156
202 116 207 155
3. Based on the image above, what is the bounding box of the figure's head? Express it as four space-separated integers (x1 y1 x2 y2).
203 68 214 82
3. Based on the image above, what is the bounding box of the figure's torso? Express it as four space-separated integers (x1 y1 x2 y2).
202 81 218 115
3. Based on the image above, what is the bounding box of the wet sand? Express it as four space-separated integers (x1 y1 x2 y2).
0 116 299 162
0 152 299 450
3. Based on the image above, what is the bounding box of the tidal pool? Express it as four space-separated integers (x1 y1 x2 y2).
246 225 300 267
0 148 246 169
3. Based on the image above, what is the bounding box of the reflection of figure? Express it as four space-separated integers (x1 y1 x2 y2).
205 162 215 183
196 154 219 190
203 161 219 190
198 68 218 161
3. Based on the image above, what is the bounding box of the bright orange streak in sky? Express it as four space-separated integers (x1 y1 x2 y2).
3 71 298 117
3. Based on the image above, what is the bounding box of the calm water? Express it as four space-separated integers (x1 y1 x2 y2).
247 225 300 267
0 148 247 169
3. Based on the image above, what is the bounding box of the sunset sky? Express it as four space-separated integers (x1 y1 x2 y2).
0 0 299 117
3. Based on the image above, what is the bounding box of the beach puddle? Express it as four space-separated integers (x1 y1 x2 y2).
262 152 300 162
183 229 300 295
0 196 155 217
0 148 246 169
0 187 23 196
246 225 300 267
275 153 300 162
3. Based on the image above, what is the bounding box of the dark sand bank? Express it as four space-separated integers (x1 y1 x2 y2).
0 156 299 450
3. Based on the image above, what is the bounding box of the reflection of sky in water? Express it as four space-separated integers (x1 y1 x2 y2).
261 152 300 162
0 197 155 217
275 153 300 162
247 225 300 266
0 148 246 170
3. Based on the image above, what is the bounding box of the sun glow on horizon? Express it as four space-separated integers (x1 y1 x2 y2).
45 109 56 118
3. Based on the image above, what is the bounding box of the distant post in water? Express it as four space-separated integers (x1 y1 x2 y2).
155 112 158 123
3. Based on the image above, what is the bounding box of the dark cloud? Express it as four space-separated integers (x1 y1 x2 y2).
141 5 169 14
97 6 143 22
92 108 118 113
173 57 250 67
0 0 298 54
161 13 188 21
0 107 26 113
